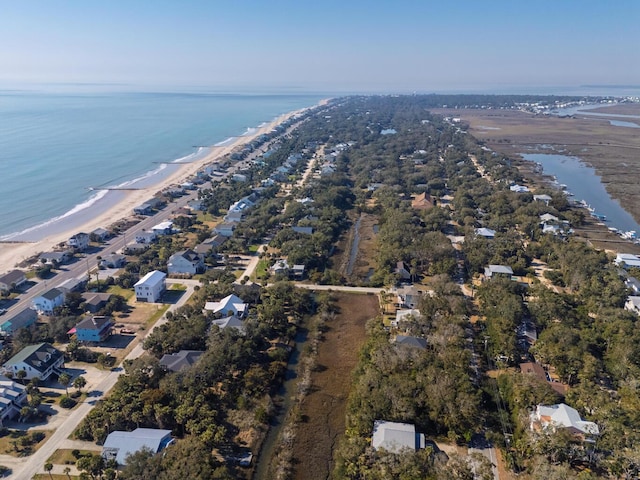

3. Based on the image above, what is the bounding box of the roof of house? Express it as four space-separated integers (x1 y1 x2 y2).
475 227 496 238
535 403 599 436
0 270 26 285
159 350 204 372
626 296 640 308
395 309 422 323
170 249 201 262
0 375 26 407
39 288 65 301
211 315 245 331
205 294 247 315
102 428 173 465
4 343 63 372
75 315 114 332
411 192 434 209
0 308 37 333
485 265 514 275
540 213 560 223
134 270 166 288
371 421 424 452
292 226 314 235
395 335 427 349
534 194 553 201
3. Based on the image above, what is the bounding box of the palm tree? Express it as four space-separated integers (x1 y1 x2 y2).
58 372 71 395
73 375 87 394
63 466 71 479
44 462 53 479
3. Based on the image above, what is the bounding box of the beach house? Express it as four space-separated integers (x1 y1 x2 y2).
159 350 204 372
484 264 514 279
3 343 65 381
134 230 157 244
67 232 90 251
100 253 127 269
530 403 599 442
32 287 66 315
151 221 173 236
615 253 640 269
0 270 26 293
0 308 37 336
0 375 27 424
134 270 166 303
167 249 204 275
211 315 246 333
72 315 114 343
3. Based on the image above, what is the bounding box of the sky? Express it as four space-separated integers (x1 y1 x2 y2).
1 0 639 93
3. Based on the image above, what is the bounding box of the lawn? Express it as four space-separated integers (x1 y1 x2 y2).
0 429 52 457
106 285 134 301
47 448 100 465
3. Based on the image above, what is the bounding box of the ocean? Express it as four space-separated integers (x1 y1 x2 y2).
0 90 325 240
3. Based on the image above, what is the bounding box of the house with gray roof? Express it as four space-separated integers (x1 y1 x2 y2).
394 335 427 350
73 316 114 343
159 350 204 372
484 264 514 279
102 428 173 465
371 421 426 453
100 253 127 269
39 251 72 265
167 249 204 276
32 287 66 315
0 308 37 336
0 375 27 424
3 343 64 381
0 270 26 292
82 292 113 313
211 315 246 333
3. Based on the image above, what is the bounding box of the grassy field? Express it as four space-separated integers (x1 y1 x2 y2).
290 292 380 480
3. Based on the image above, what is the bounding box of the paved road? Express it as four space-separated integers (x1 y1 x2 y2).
12 280 197 480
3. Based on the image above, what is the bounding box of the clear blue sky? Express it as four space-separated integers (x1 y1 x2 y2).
1 0 638 93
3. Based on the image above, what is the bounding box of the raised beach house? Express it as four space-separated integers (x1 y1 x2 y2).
73 315 114 343
134 270 166 303
67 232 90 251
0 308 38 336
32 288 66 315
0 270 26 293
0 375 27 424
167 249 205 275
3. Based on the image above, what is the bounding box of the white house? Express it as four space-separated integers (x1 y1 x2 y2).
533 194 553 205
0 270 26 292
167 249 205 275
32 288 66 315
134 230 158 244
530 403 599 441
214 222 236 237
0 375 27 424
2 343 65 381
540 213 560 223
475 227 496 239
625 296 640 315
134 270 166 303
151 221 173 236
615 253 640 269
67 232 90 251
510 185 530 193
371 421 426 453
204 294 247 317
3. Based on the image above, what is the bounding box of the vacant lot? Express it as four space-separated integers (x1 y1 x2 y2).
291 292 379 480
432 107 640 223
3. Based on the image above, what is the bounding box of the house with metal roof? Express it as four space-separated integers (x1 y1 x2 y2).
134 271 166 303
204 294 248 318
211 315 246 333
371 421 426 453
3 343 64 381
484 265 514 279
102 428 173 465
531 403 599 442
394 335 427 350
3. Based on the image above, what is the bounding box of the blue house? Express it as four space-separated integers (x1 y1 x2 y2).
73 315 114 343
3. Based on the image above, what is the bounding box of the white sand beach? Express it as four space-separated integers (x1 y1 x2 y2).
0 106 312 273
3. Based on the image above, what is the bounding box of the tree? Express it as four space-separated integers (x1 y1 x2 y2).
15 369 27 383
58 372 71 395
74 375 87 393
63 466 71 479
44 462 53 479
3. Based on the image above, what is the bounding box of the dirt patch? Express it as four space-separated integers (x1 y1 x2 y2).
348 213 379 284
291 292 379 480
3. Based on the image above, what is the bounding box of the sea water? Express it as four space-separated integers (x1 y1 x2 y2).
0 90 325 239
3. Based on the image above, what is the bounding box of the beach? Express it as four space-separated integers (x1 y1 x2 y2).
0 106 312 273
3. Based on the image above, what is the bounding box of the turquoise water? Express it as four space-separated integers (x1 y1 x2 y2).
0 91 325 239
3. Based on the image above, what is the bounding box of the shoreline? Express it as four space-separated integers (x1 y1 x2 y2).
0 103 321 272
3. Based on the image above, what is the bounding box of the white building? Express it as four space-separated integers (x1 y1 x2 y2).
151 221 173 236
32 287 66 315
204 294 247 317
2 343 65 381
0 375 27 424
615 253 640 269
371 421 426 453
134 230 158 244
167 250 204 275
625 296 640 315
67 232 90 251
134 270 166 303
531 403 599 441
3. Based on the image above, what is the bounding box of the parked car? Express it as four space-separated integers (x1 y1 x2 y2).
120 328 135 334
